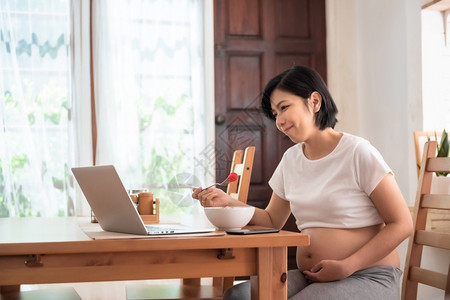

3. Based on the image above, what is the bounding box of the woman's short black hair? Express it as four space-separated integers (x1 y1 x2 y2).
261 66 338 129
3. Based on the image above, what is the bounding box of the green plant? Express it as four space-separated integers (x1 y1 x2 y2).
137 94 194 215
435 129 449 176
1 79 70 217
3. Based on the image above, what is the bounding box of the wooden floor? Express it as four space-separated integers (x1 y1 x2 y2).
19 279 184 300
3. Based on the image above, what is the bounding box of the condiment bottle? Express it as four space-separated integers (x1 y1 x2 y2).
137 192 153 215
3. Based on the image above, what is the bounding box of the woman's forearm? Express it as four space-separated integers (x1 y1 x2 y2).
249 207 278 227
344 222 412 272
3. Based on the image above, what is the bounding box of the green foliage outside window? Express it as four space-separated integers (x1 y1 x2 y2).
1 85 195 217
0 80 69 217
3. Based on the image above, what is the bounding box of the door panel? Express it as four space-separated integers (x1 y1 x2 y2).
229 55 261 109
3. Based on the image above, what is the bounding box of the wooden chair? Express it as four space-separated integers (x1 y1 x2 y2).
402 141 450 300
413 131 442 177
126 146 255 300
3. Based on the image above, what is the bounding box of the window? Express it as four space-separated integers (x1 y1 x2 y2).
0 1 71 217
0 0 209 218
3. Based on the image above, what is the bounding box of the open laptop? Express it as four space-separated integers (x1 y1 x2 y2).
71 165 215 236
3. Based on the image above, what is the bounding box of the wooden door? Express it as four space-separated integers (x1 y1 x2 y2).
214 0 327 268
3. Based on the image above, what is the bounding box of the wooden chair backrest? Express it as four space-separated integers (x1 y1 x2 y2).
227 146 255 203
402 141 450 300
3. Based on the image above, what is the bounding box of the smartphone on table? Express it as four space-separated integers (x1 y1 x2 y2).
225 228 279 235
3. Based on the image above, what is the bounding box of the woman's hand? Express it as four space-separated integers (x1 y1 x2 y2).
192 187 234 207
302 259 354 282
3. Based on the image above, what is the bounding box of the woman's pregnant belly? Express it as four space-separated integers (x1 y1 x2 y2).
297 224 400 272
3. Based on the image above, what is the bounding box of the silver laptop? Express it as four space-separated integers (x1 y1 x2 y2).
71 165 215 235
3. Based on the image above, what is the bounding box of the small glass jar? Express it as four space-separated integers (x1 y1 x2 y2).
91 210 98 223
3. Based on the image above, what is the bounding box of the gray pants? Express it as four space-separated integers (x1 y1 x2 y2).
223 266 402 300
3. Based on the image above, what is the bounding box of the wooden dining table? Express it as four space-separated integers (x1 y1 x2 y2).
0 217 309 300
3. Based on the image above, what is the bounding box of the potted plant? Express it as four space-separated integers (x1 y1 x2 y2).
435 129 449 176
431 129 450 194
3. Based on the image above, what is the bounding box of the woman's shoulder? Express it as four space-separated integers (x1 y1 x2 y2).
280 143 304 161
339 133 372 152
340 133 388 166
341 132 369 145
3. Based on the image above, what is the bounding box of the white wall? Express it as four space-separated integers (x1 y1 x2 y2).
326 0 422 206
421 10 450 131
327 1 446 299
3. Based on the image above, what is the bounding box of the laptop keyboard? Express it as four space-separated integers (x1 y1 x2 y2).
145 224 185 234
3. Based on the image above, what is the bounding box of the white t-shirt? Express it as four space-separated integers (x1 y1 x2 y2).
269 133 391 231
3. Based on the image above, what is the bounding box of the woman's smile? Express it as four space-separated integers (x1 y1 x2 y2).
282 125 293 134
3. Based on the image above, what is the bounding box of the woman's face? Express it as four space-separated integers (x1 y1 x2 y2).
270 89 320 143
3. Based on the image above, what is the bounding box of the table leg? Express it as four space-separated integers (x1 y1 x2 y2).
251 247 287 300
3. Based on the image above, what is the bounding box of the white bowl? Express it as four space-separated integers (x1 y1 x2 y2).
204 206 255 230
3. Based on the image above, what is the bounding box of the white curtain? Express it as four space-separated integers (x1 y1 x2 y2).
0 1 72 217
92 0 142 183
70 0 93 217
0 0 208 218
91 0 207 216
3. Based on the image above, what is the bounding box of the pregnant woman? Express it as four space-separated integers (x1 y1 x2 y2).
192 66 413 300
